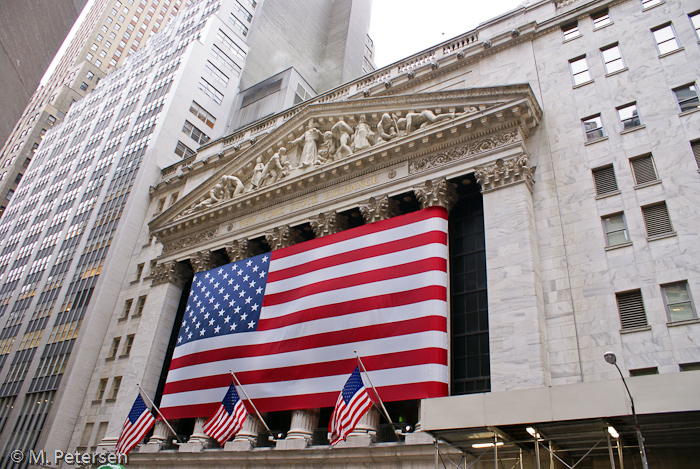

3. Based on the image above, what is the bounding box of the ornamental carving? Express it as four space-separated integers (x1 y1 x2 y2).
359 195 400 223
265 225 303 251
225 238 261 262
474 153 536 193
190 250 214 273
408 129 520 174
151 261 191 288
162 227 218 254
414 177 458 212
310 211 348 238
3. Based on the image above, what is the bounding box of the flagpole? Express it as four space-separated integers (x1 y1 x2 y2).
353 351 394 426
137 384 182 443
229 370 274 437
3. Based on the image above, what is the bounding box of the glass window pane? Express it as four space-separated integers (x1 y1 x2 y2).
570 58 588 74
618 105 637 121
669 303 694 321
602 46 621 63
604 215 625 232
653 26 675 43
607 230 629 246
664 284 690 303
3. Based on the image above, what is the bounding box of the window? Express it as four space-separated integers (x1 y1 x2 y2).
101 25 108 32
198 78 223 104
170 192 179 204
135 263 144 280
86 52 94 61
47 115 56 125
182 120 210 144
108 338 121 359
629 367 658 376
86 71 94 80
106 16 113 23
692 140 700 169
13 173 22 184
111 8 118 15
602 213 629 247
174 140 196 158
228 14 249 35
582 114 605 142
123 335 135 356
121 299 132 319
109 31 116 39
95 59 102 67
691 11 700 39
616 290 648 330
96 379 108 400
652 24 680 55
134 296 146 316
110 376 122 399
617 103 641 130
97 34 103 42
673 84 700 113
189 101 216 128
630 155 658 185
642 203 674 237
641 0 662 9
592 165 618 196
99 50 107 58
562 21 580 41
80 82 88 91
601 44 625 74
569 56 591 86
6 190 14 200
662 282 696 322
591 9 611 28
680 362 700 371
204 61 229 86
91 43 98 51
157 198 166 212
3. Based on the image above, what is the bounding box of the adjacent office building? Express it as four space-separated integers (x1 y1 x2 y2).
0 0 373 465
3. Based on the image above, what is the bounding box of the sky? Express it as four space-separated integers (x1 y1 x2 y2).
369 0 527 67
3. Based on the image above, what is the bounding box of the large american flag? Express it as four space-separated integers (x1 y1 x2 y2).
116 394 155 455
329 366 373 445
160 206 449 419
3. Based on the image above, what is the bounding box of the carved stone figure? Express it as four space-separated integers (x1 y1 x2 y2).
376 113 398 143
351 115 375 152
404 110 456 134
183 182 226 215
331 119 354 160
259 147 291 187
250 156 264 189
289 120 323 168
317 131 335 164
221 175 245 198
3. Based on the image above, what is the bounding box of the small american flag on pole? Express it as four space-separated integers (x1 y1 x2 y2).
202 381 248 445
329 366 373 445
116 394 155 455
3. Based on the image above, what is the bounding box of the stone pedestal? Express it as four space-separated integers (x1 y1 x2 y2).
277 409 319 449
187 417 216 448
232 414 262 447
349 407 379 437
143 420 171 452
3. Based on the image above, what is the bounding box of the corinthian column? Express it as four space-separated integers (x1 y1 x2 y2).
309 211 348 238
359 195 400 223
413 177 458 211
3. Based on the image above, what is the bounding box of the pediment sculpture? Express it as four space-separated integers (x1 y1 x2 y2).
176 106 478 219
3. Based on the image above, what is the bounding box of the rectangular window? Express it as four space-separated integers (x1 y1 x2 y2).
157 198 166 212
108 338 121 359
630 155 658 185
629 367 658 376
174 140 196 158
582 114 605 142
601 44 625 74
110 376 122 399
134 296 146 316
211 45 241 76
182 120 210 145
216 29 246 60
642 0 662 9
592 165 618 196
662 282 696 322
13 173 22 184
235 1 253 21
591 9 611 28
673 84 700 113
652 24 680 55
135 263 144 280
617 103 641 130
121 299 132 319
569 56 591 86
170 192 179 204
91 43 98 51
198 78 223 105
123 335 135 356
642 203 674 237
602 213 629 247
562 21 580 41
86 71 94 80
189 101 216 128
691 11 700 39
96 378 108 400
228 14 249 36
87 52 94 61
80 82 88 91
616 290 648 330
692 140 700 169
204 61 229 86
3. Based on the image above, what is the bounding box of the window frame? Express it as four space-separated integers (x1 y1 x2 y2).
629 154 659 186
591 9 612 29
651 23 681 55
617 102 642 131
562 21 580 41
641 202 675 238
690 11 700 40
602 212 630 247
582 114 605 142
673 83 700 113
661 282 697 322
569 56 592 86
600 43 625 75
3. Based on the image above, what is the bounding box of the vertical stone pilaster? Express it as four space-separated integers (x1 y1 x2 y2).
359 195 400 223
413 177 458 211
309 211 348 238
475 154 551 391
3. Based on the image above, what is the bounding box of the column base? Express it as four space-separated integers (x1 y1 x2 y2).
223 439 255 451
139 443 163 453
275 438 309 450
405 431 434 445
333 434 373 448
178 442 204 453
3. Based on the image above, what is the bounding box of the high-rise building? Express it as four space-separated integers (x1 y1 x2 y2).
63 0 697 467
0 0 184 219
0 0 373 465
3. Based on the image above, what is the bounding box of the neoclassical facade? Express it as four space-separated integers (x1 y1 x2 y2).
74 0 700 467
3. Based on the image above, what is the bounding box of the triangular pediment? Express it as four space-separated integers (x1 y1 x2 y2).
151 84 540 244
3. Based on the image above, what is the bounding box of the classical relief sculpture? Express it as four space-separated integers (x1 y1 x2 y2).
331 119 354 160
351 115 375 151
250 156 265 189
182 175 244 215
259 147 291 187
289 120 323 168
376 113 398 143
317 131 335 164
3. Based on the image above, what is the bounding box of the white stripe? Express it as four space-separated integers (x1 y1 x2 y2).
171 298 447 362
166 328 447 384
265 243 447 295
270 217 447 272
161 363 447 408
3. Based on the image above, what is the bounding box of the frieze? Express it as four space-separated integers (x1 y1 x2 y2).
408 129 521 174
474 153 536 193
162 227 218 255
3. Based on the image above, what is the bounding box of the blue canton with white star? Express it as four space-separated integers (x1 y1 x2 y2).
342 367 365 404
222 382 241 414
176 253 270 347
129 395 150 424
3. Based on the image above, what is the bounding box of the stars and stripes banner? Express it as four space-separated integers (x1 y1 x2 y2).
116 394 155 455
329 366 373 445
160 206 449 419
202 381 248 445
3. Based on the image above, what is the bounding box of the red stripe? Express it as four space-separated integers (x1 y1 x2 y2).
267 231 447 283
264 257 447 306
271 207 448 261
261 284 446 330
168 315 446 371
160 381 449 419
163 348 447 395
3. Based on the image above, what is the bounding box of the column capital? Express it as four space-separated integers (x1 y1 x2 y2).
413 177 458 211
225 238 261 262
150 261 191 288
359 195 400 223
265 225 303 251
190 250 215 273
310 211 348 238
475 153 536 193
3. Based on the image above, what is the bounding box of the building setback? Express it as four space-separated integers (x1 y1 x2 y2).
0 0 373 465
70 0 698 467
